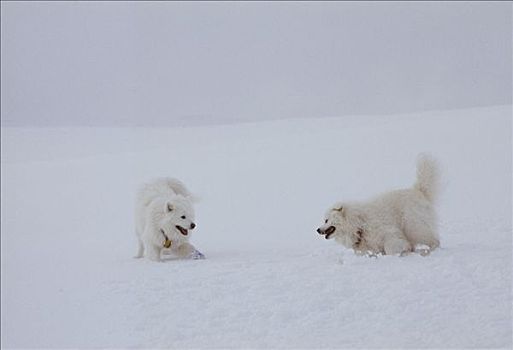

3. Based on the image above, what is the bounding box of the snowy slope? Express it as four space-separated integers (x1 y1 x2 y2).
1 106 511 348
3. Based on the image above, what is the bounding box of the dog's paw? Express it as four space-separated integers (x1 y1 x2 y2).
189 250 206 260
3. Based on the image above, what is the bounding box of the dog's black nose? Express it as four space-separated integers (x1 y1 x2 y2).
190 223 196 229
317 228 322 234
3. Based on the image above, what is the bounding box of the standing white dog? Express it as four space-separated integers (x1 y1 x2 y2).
135 178 205 261
317 154 440 256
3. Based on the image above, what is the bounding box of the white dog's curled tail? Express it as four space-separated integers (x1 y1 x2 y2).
414 153 439 203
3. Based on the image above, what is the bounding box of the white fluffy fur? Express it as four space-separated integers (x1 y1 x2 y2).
135 178 201 261
317 154 440 256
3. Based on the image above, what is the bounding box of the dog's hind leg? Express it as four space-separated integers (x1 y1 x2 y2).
383 234 412 256
404 218 440 251
134 238 144 258
403 200 440 250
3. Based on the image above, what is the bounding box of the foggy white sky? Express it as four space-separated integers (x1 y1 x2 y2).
1 1 511 126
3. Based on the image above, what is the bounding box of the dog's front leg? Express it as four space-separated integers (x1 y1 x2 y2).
145 244 162 262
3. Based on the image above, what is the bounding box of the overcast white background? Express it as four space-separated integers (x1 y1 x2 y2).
1 1 511 127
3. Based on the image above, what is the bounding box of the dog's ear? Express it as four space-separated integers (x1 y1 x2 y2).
333 205 346 217
166 202 174 212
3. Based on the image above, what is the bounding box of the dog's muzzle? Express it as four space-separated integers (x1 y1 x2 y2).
317 226 336 239
176 225 189 236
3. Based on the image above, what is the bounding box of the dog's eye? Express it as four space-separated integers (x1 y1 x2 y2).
181 215 186 219
325 219 328 224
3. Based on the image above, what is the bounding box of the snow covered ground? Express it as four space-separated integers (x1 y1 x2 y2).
1 106 511 348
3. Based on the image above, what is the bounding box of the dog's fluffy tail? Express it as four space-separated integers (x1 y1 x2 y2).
414 153 439 202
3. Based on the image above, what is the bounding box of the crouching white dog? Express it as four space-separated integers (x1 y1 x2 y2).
317 154 440 256
135 178 205 261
